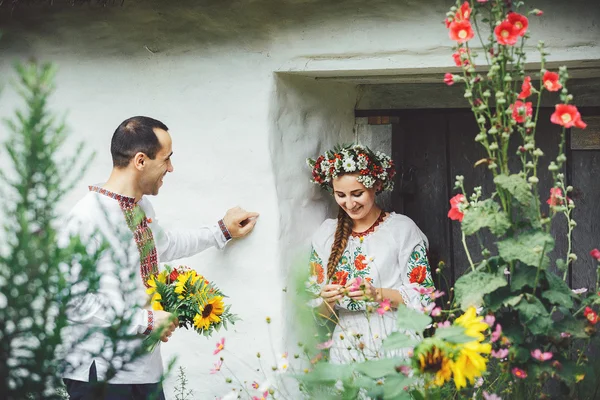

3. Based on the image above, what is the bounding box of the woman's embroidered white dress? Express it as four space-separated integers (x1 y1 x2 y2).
307 212 434 364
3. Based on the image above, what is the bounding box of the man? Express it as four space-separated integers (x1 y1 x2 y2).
61 116 258 399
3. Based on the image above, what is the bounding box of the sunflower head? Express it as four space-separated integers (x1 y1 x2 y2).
413 339 453 387
193 296 225 331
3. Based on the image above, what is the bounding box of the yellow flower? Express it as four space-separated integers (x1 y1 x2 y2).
416 345 453 387
454 307 489 341
174 271 205 299
146 272 167 309
193 296 225 330
151 293 164 310
451 340 491 389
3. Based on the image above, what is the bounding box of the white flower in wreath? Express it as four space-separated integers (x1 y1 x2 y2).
334 158 343 170
342 157 357 172
378 171 388 180
357 155 368 170
358 175 375 188
320 160 331 172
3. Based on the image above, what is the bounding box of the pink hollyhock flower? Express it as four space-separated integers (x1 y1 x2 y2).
455 1 472 21
511 100 533 123
512 367 527 379
572 288 588 295
448 193 466 221
484 315 496 327
397 365 412 376
210 359 223 374
491 324 502 343
452 48 470 67
495 20 519 45
444 73 455 86
518 76 532 99
507 12 529 36
214 338 226 355
590 249 600 261
377 299 392 315
316 339 334 350
551 104 587 129
430 290 446 300
543 71 562 92
431 307 442 317
533 9 543 16
560 332 571 338
547 187 564 207
584 307 599 325
531 349 553 361
491 348 509 359
349 277 362 292
449 20 475 43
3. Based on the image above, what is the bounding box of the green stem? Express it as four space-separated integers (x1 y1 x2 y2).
462 231 476 272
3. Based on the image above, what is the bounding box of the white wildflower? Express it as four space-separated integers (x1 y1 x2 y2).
342 157 357 172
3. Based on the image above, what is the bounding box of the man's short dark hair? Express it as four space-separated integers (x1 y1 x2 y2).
110 116 169 168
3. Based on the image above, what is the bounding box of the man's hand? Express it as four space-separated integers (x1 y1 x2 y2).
223 207 259 238
154 310 179 343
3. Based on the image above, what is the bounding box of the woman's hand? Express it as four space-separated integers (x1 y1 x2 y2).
320 284 343 308
345 278 379 302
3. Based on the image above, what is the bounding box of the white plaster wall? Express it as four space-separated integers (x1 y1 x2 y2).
0 0 599 398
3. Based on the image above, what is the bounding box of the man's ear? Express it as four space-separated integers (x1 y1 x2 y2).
133 152 146 171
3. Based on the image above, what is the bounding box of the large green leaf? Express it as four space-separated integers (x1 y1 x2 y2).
494 174 534 205
298 362 354 384
461 198 511 236
510 264 539 291
497 231 555 268
383 374 415 399
382 332 420 351
355 357 407 379
542 289 573 308
515 294 551 335
396 305 432 332
455 270 508 310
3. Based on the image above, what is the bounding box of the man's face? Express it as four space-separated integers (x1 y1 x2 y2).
140 128 174 196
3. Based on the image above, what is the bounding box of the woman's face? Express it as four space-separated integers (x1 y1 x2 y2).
332 174 377 221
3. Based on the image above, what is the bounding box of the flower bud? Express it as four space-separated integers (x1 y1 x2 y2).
548 163 559 171
557 154 567 163
569 220 577 227
483 90 491 98
497 98 506 105
533 148 544 157
568 253 577 261
567 186 573 192
528 176 539 184
489 142 499 151
504 75 513 82
464 91 473 98
488 127 498 135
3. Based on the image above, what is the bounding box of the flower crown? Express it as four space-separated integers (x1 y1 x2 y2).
307 144 395 192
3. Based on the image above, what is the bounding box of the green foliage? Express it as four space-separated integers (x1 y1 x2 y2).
493 174 534 206
173 366 194 400
461 199 511 236
0 62 149 399
395 304 432 332
497 231 555 268
454 270 507 310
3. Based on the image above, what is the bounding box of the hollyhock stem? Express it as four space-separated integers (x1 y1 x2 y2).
462 231 476 271
533 241 548 291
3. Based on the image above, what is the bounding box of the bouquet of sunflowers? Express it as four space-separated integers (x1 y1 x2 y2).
146 265 238 337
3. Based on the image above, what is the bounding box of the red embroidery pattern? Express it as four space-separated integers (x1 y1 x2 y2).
143 310 154 335
89 185 159 287
351 210 387 238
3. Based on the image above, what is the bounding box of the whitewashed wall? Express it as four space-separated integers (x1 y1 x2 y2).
0 0 598 397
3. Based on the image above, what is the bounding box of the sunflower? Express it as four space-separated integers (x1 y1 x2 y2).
451 340 491 389
454 307 489 341
193 296 225 330
146 272 168 310
414 341 453 387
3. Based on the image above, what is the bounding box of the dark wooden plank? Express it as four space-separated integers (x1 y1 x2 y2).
570 149 600 291
394 112 454 294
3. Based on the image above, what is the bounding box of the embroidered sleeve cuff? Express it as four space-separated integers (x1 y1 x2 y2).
218 219 232 241
142 310 154 335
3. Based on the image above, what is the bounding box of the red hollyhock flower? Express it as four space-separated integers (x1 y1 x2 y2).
495 21 519 45
444 73 455 86
518 76 532 99
590 249 600 261
584 307 599 325
449 20 475 43
354 254 367 271
332 271 348 286
452 48 471 67
543 71 562 91
507 13 529 36
551 104 587 129
511 100 533 123
547 187 564 206
448 194 466 222
409 266 428 284
455 1 472 21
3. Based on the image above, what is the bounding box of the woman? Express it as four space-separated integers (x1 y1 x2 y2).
306 144 434 364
